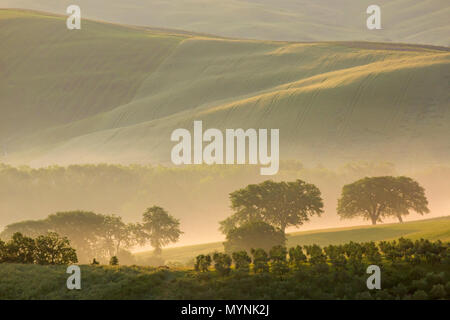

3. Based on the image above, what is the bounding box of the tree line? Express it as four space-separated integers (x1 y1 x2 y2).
2 161 446 247
195 238 449 277
0 232 77 265
186 238 449 300
1 175 430 264
220 176 429 253
1 206 182 264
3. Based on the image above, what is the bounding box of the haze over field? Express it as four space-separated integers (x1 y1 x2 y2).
0 9 449 247
1 10 449 169
1 0 449 46
0 5 449 304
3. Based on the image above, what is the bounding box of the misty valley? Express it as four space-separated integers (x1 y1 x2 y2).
0 1 449 305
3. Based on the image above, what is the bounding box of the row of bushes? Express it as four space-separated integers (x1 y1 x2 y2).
0 232 78 265
195 238 449 276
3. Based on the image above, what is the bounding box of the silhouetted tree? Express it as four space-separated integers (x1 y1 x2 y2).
337 176 429 225
224 221 285 253
34 232 78 265
141 206 183 256
221 180 323 234
109 256 119 266
6 233 35 263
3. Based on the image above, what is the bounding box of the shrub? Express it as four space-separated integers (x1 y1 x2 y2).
342 242 364 273
5 233 36 263
0 240 6 263
109 256 119 266
269 246 289 276
34 232 78 265
232 251 251 273
305 244 326 266
288 245 307 270
324 245 346 269
251 248 269 273
0 232 77 265
212 252 232 276
362 242 382 265
224 221 286 253
412 290 428 300
194 254 212 272
429 284 446 299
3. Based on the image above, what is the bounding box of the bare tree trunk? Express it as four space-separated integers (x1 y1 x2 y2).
397 215 403 223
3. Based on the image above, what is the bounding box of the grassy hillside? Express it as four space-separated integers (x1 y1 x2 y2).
136 216 450 264
1 236 448 300
1 260 449 300
1 9 449 168
0 9 184 142
1 0 449 46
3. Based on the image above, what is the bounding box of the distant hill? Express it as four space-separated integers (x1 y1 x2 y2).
1 9 449 169
1 0 449 46
136 216 450 264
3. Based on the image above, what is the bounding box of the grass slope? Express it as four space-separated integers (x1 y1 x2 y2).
1 10 449 168
1 260 448 300
1 0 449 46
0 9 184 141
136 216 450 264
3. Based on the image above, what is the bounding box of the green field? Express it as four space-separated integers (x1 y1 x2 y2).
136 216 450 265
1 234 449 300
1 9 449 168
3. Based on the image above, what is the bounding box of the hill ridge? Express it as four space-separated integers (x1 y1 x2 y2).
1 9 449 168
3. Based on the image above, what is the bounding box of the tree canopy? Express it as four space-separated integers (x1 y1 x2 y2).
337 176 429 225
0 232 77 265
1 211 139 263
141 206 183 255
224 221 286 253
221 180 323 234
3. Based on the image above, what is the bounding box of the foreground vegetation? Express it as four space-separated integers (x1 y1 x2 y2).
136 216 450 265
1 238 448 300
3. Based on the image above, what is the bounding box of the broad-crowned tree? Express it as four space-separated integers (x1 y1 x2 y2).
46 211 104 261
34 232 78 265
5 232 35 263
390 177 429 223
221 180 323 234
142 206 183 256
101 215 137 257
337 176 429 225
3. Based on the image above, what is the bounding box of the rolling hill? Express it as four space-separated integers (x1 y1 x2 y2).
1 9 449 169
1 0 449 46
135 216 450 264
